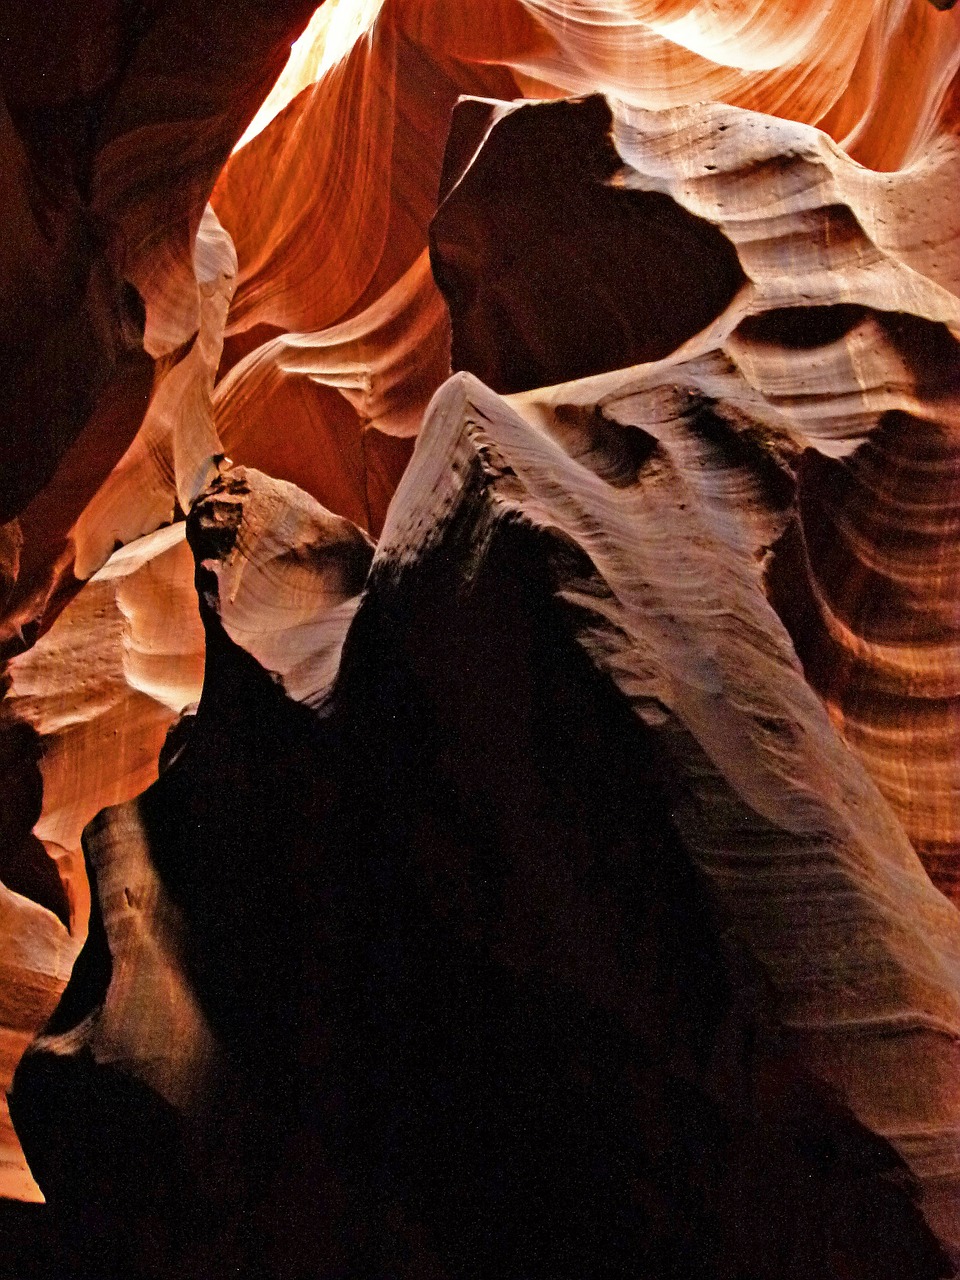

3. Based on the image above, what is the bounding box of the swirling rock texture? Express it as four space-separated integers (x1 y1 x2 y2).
5 0 960 1275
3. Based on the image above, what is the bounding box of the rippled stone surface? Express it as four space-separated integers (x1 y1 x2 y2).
4 1 960 1273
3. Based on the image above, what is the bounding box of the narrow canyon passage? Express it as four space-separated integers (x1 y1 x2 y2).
3 1 960 1275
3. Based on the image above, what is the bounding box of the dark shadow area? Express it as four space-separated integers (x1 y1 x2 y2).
0 717 69 924
430 95 747 393
11 470 951 1278
735 304 870 350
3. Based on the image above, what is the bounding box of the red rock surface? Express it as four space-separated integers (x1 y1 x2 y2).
3 1 960 1274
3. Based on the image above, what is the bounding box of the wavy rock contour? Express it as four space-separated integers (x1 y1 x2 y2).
4 2 960 1275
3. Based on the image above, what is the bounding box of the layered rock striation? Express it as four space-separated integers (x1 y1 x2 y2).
4 0 960 1275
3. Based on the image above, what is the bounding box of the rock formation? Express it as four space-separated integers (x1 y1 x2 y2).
4 0 960 1275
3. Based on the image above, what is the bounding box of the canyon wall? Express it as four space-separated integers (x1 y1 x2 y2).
3 1 960 1275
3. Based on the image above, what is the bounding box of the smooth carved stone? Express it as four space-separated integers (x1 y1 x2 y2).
209 2 521 539
0 523 205 1196
227 0 960 178
212 4 518 339
10 371 954 1278
10 466 377 1275
431 95 748 393
189 464 375 704
0 202 231 1182
0 94 151 527
206 0 960 559
433 91 960 928
212 253 445 536
0 0 318 642
4 0 960 643
4 0 960 1259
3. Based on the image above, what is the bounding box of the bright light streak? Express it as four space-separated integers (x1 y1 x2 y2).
235 0 385 152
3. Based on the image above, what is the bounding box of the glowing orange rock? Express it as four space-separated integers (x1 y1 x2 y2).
4 3 960 1266
0 523 204 1198
432 90 960 920
0 0 319 644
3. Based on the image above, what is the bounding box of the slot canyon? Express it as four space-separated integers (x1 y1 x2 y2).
3 1 960 1275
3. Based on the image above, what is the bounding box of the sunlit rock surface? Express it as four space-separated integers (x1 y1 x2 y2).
9 381 954 1277
432 90 960 909
4 0 960 1274
0 524 204 1198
